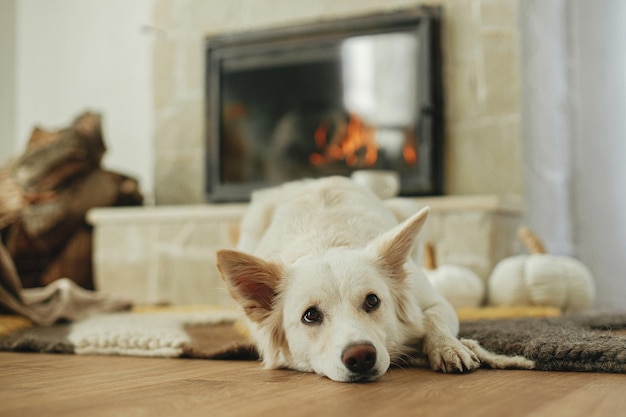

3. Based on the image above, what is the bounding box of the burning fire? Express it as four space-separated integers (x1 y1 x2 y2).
309 114 418 168
309 113 378 168
402 127 418 165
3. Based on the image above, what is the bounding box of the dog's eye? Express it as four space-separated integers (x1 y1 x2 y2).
364 294 380 312
302 307 323 324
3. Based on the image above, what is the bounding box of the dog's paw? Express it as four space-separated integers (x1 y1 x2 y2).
427 339 480 373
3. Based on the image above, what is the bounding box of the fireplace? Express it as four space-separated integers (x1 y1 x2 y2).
205 7 443 202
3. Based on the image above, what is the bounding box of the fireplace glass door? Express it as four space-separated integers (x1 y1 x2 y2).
205 8 443 201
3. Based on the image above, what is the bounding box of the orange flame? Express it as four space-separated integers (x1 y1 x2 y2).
310 114 378 168
313 121 328 149
402 128 418 166
402 145 417 165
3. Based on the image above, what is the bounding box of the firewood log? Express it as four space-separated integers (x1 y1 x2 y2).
12 112 106 192
0 165 24 230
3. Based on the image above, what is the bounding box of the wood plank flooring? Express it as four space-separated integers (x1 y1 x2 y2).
1 352 625 417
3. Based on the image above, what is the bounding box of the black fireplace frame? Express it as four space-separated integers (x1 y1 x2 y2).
204 7 444 202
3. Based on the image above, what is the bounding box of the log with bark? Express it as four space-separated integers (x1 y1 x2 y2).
0 111 143 290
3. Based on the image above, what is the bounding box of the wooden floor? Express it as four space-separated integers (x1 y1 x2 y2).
1 352 625 417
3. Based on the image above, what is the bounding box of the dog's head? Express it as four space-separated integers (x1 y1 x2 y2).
216 208 429 382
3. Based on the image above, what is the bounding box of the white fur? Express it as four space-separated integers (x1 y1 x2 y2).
217 177 533 382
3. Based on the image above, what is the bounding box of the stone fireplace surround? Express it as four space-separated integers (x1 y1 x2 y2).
88 1 524 305
153 0 522 204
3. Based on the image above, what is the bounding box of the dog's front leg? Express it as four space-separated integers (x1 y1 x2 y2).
421 300 480 373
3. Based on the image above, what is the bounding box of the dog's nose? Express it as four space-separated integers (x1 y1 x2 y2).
342 344 377 374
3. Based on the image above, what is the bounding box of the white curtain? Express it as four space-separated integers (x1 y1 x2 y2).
519 0 574 256
519 0 626 310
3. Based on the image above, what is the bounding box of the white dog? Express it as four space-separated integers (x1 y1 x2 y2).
217 177 533 382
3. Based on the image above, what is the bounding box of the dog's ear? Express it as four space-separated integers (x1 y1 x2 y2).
368 207 430 278
216 249 284 323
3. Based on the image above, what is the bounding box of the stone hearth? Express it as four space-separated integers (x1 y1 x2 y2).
88 195 523 306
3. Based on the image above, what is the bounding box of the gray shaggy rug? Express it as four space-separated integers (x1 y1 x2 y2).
458 313 626 373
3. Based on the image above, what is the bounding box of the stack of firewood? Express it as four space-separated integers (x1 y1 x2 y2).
0 111 143 289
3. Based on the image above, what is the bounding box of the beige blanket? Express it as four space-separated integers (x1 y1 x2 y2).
0 239 130 326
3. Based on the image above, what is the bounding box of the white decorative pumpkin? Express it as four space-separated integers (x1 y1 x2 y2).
423 243 485 309
488 227 595 312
